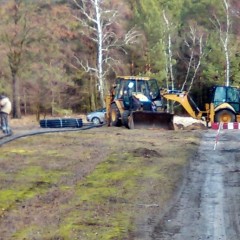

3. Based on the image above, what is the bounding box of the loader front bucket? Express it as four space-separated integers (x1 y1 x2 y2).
129 111 174 130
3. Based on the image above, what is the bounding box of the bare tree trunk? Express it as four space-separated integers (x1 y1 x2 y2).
23 87 27 115
168 33 174 91
223 0 230 86
181 26 204 92
188 35 203 92
181 27 195 91
12 72 21 118
36 104 40 121
51 84 55 116
163 10 175 113
163 10 175 91
211 0 231 86
90 75 96 110
95 0 105 107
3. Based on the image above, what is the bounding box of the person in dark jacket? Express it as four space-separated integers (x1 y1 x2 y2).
0 95 12 135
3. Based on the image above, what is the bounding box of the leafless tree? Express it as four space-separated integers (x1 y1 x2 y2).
72 0 140 106
181 25 205 92
0 0 34 118
163 10 175 91
211 0 231 86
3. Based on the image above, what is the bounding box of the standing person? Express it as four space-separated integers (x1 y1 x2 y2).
0 95 12 135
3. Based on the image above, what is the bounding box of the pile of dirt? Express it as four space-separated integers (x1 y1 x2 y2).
132 147 162 158
173 116 207 130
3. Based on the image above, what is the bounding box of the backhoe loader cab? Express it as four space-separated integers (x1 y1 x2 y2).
106 76 174 129
162 85 240 125
210 86 240 122
211 86 239 108
113 77 162 110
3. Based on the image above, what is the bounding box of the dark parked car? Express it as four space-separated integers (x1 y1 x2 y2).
86 108 106 124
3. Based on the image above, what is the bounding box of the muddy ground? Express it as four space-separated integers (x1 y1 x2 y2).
151 130 240 240
0 116 239 239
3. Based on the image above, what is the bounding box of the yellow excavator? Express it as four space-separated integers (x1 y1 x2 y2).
105 76 174 129
162 85 240 125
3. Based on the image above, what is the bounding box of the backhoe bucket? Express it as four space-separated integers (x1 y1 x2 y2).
129 111 174 130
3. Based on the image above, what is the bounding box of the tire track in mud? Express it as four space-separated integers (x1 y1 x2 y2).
150 130 240 240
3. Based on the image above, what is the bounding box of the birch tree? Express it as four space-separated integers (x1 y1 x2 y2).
181 25 205 92
162 9 207 94
211 0 231 86
163 10 175 91
162 15 206 113
72 0 140 106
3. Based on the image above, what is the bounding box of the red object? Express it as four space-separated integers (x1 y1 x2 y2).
212 122 240 130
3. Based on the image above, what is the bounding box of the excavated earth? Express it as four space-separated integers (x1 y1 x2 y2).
0 116 239 239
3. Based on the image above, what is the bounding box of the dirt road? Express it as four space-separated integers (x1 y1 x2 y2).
151 130 240 240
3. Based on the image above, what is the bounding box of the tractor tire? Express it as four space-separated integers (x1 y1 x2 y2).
110 103 122 126
214 110 236 123
122 110 130 128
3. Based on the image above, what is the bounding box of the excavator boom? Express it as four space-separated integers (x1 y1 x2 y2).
162 91 203 120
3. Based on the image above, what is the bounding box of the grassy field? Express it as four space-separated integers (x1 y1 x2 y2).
0 126 201 239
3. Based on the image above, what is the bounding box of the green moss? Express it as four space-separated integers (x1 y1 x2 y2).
57 145 191 240
0 166 68 210
60 185 73 190
12 225 39 239
56 152 164 239
0 172 8 179
10 149 35 154
0 130 200 239
79 186 118 202
45 149 64 157
0 148 36 157
58 211 133 240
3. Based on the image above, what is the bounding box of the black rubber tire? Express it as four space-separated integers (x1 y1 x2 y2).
214 110 236 123
92 117 101 125
122 110 130 128
110 103 122 126
39 118 83 128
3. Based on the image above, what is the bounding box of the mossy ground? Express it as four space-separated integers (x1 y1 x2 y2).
0 126 201 239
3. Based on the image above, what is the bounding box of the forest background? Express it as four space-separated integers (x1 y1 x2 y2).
0 0 239 119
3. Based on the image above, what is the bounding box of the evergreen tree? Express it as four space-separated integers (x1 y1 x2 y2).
131 0 169 83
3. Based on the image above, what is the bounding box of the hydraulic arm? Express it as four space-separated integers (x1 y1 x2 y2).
162 90 204 120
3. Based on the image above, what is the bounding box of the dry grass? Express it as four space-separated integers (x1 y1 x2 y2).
0 117 201 239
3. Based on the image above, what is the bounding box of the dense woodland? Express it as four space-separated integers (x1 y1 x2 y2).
0 0 239 119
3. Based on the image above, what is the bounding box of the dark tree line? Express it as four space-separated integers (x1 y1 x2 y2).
0 0 239 118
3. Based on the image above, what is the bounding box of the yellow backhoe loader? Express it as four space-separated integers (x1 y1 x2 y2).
105 76 174 129
162 85 240 125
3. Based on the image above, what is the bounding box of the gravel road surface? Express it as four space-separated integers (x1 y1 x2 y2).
151 130 240 240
